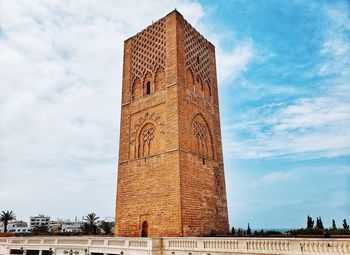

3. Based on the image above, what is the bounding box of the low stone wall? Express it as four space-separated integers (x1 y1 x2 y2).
0 237 349 255
0 237 161 255
163 237 350 254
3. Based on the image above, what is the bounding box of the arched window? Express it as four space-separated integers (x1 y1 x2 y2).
143 72 152 97
141 221 148 237
146 81 151 95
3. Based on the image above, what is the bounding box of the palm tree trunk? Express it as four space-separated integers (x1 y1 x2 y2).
4 220 8 233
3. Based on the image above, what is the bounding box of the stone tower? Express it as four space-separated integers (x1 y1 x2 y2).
115 10 229 237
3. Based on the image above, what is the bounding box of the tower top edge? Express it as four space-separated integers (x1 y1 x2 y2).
123 9 215 48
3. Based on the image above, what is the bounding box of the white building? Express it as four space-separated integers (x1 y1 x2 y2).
6 227 32 233
0 220 32 233
0 221 31 233
61 222 82 233
29 215 50 228
49 219 71 232
6 221 27 228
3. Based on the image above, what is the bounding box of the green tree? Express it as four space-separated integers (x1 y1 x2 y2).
0 210 16 233
316 217 324 229
83 213 100 235
247 223 251 235
100 222 114 235
230 227 235 235
332 219 337 229
80 222 90 234
32 224 49 235
343 219 349 230
307 215 314 229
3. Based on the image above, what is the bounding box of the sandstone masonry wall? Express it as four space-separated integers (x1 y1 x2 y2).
116 10 228 237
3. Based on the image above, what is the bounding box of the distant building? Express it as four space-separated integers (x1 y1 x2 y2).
0 221 32 233
61 222 82 233
30 215 50 228
6 227 32 233
49 219 71 233
7 221 28 228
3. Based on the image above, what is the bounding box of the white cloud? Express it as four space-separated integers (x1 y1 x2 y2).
223 90 350 159
217 41 254 84
252 171 297 187
222 5 350 160
0 0 204 220
318 7 350 77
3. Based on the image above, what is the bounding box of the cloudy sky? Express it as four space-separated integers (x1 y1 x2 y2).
0 0 349 229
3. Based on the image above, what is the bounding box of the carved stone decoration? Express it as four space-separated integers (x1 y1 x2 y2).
131 18 166 89
130 112 165 159
138 123 155 158
193 121 207 142
190 113 214 159
184 21 212 100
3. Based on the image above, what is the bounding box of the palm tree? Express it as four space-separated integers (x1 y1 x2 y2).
79 222 90 234
0 210 16 233
100 221 114 235
83 213 99 235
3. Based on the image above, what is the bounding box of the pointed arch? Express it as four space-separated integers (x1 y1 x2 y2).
186 68 194 90
137 122 157 158
155 66 165 91
131 77 141 101
204 81 212 102
143 72 153 96
195 75 203 97
131 114 163 159
129 112 165 159
190 113 214 159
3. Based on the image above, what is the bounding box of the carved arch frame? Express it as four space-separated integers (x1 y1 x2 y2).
186 67 195 89
189 112 215 160
154 65 166 91
130 64 166 102
186 67 212 103
130 112 165 159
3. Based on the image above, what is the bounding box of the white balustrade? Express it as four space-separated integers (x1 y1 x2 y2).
0 237 349 255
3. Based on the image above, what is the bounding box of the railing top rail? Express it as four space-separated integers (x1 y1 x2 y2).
1 236 349 242
0 237 155 240
163 237 350 241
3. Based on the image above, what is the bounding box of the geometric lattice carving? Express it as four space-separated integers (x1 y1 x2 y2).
138 123 155 158
143 127 155 143
193 121 208 142
131 18 166 86
184 21 211 91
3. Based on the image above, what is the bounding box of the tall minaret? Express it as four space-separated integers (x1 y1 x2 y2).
115 10 229 237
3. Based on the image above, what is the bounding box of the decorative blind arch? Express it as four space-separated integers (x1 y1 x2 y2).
137 123 156 157
130 112 165 159
190 113 214 159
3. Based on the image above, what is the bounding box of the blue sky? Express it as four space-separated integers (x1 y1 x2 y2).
0 0 349 229
202 0 350 228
